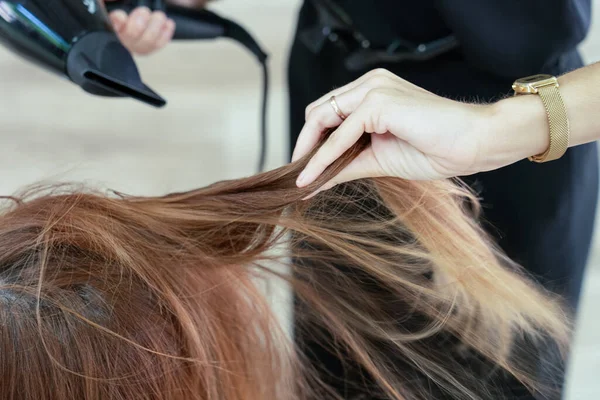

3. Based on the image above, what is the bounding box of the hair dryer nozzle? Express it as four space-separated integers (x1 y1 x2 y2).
66 31 166 107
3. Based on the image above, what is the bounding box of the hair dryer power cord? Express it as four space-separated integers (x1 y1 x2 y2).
105 1 270 173
258 60 268 173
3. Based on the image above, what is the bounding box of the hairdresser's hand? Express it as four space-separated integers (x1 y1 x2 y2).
293 68 547 191
103 0 209 55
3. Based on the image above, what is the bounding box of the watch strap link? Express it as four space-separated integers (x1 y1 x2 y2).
528 85 570 163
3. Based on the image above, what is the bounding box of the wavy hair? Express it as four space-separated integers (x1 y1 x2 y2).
0 134 570 400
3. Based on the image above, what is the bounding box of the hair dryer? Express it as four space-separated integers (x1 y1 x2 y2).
0 0 269 170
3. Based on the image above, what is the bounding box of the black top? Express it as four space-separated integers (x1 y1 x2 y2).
327 0 591 77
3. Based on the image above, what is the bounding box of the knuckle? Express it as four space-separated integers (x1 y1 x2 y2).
373 68 394 81
304 105 314 120
306 107 325 127
372 68 391 76
367 68 389 79
366 74 392 89
314 118 327 132
365 88 386 103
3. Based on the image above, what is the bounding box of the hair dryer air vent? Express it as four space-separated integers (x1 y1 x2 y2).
66 31 166 107
0 0 165 107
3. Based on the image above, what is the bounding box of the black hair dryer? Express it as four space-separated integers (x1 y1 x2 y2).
0 0 267 107
0 0 270 169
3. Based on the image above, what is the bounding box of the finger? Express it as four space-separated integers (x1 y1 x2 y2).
109 10 128 32
155 19 176 49
328 145 386 184
292 84 370 162
304 81 361 120
296 106 370 187
304 68 388 119
302 146 384 200
132 11 168 54
120 7 151 47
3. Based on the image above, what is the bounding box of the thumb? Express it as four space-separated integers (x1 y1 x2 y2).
303 146 384 200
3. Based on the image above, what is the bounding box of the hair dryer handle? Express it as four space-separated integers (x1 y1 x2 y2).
104 1 226 39
168 8 226 40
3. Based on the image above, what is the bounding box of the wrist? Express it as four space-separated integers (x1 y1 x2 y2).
474 93 549 172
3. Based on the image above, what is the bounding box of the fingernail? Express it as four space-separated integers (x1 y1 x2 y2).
296 170 307 186
302 190 320 201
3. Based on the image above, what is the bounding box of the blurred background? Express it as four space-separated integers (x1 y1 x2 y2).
0 0 598 398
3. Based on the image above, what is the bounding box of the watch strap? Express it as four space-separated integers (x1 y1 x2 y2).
528 84 570 163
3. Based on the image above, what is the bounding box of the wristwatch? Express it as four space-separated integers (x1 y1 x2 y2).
512 74 570 163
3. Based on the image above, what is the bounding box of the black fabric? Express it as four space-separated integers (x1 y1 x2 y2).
313 0 591 76
287 1 598 399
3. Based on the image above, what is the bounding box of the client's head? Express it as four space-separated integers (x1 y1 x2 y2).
0 135 572 400
0 184 295 400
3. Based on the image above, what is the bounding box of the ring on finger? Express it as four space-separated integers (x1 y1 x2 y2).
329 96 347 121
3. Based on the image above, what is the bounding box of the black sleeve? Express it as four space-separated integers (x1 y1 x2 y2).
435 0 592 77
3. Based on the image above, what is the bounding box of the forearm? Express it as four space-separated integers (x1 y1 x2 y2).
478 62 600 171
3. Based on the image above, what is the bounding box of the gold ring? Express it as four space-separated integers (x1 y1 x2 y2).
329 96 347 120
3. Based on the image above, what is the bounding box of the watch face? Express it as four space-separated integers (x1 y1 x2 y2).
515 74 553 85
513 74 558 94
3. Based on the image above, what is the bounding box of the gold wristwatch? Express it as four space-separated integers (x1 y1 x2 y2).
512 74 570 163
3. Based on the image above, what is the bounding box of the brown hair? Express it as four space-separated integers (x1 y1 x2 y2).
0 134 570 400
